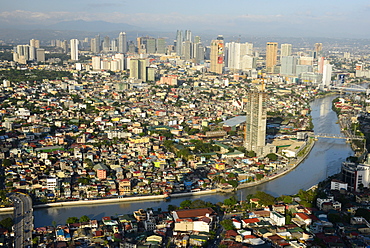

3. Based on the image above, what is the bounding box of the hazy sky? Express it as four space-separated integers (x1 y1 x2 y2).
1 0 370 37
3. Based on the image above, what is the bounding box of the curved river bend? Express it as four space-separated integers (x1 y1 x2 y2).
29 95 352 227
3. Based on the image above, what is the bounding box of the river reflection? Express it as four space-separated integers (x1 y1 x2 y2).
28 95 352 226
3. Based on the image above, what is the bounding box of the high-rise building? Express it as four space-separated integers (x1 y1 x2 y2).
156 38 166 54
118 32 127 53
266 42 278 73
210 35 224 74
103 36 110 52
322 63 333 87
185 30 192 42
175 30 183 56
244 84 267 156
30 39 40 48
92 56 101 70
314 43 323 59
130 59 147 82
182 40 192 61
36 49 45 62
70 39 79 61
280 43 292 57
280 56 298 76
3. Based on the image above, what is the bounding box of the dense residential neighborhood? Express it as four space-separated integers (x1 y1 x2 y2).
1 30 370 247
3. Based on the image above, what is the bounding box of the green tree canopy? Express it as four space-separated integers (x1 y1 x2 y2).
66 217 79 224
220 219 234 230
254 191 276 206
0 217 13 231
79 215 90 223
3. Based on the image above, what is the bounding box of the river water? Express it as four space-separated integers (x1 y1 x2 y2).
29 95 352 227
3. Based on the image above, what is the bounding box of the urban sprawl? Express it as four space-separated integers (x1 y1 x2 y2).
1 30 370 247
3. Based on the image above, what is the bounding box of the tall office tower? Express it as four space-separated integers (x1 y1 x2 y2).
118 32 127 53
70 39 79 61
318 57 325 73
185 30 192 41
36 49 45 62
244 84 267 156
92 56 101 70
322 63 333 87
314 43 323 59
90 38 97 53
130 59 147 82
95 34 101 53
61 40 68 53
102 36 110 52
266 42 278 73
280 43 292 57
175 30 183 56
142 37 156 54
182 40 192 60
14 45 30 63
210 35 224 74
29 46 36 60
111 39 117 52
192 43 204 63
280 56 298 76
156 38 166 54
30 39 40 48
128 42 136 54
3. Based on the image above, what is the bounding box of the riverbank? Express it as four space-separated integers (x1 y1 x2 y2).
237 137 316 190
0 140 316 214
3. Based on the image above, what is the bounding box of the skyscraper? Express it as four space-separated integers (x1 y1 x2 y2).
280 43 292 57
175 30 183 56
70 39 79 61
130 59 147 82
266 42 278 73
118 32 127 53
210 35 224 74
322 63 333 87
244 84 267 156
280 56 298 76
314 43 323 59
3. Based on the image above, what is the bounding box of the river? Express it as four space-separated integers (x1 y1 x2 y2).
26 95 352 227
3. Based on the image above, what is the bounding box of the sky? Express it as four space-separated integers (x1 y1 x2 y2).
1 0 370 38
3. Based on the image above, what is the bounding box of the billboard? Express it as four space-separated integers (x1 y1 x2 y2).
217 42 223 64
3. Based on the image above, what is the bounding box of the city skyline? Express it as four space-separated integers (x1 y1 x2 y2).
2 1 370 38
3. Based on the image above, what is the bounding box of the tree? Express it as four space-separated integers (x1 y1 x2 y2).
220 219 234 230
79 215 90 223
266 153 278 161
254 191 275 206
0 217 13 231
180 200 192 209
223 196 238 207
66 217 79 224
247 151 256 157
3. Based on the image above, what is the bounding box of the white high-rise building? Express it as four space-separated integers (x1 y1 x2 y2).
322 63 333 87
280 43 292 57
70 39 79 61
118 32 127 53
92 56 101 70
226 42 254 71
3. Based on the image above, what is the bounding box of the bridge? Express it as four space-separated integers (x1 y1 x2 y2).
330 84 370 95
313 133 365 140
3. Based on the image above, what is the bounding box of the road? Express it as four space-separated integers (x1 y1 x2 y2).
9 192 33 248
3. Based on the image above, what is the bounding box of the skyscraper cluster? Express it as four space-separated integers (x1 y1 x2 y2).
175 30 205 63
13 39 45 63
